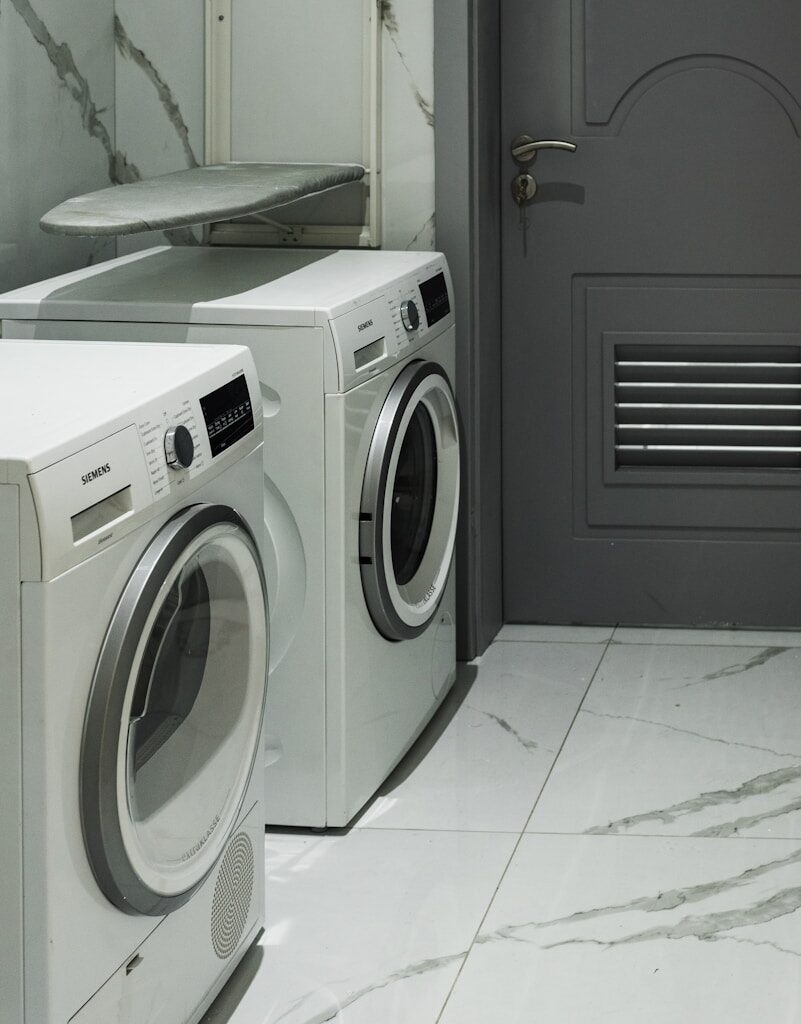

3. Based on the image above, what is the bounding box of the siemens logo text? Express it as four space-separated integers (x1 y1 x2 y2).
81 463 111 485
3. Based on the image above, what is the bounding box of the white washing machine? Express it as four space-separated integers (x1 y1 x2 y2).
0 340 268 1023
0 247 460 827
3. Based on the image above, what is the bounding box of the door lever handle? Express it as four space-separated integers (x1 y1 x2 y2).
511 134 577 165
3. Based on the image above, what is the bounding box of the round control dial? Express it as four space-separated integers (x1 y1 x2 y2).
164 424 195 470
400 299 420 332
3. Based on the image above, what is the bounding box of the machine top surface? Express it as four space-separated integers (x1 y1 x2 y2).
0 245 448 328
0 340 256 471
0 340 262 578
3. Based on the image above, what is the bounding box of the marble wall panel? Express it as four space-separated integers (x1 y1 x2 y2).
0 0 115 291
113 0 204 252
113 0 436 253
381 0 436 251
0 0 436 288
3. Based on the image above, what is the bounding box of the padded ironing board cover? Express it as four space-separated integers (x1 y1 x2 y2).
40 162 365 236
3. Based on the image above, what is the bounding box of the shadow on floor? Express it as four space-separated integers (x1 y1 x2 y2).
350 661 479 825
200 942 264 1023
264 662 479 838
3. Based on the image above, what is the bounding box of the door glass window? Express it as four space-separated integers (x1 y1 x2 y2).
391 404 438 586
126 535 262 874
360 362 460 641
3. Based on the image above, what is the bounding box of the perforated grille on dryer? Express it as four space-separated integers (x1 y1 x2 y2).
210 833 255 959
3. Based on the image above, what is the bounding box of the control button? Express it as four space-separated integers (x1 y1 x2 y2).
400 299 420 332
164 424 195 470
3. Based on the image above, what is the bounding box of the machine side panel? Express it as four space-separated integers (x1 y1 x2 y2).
0 486 23 1023
323 394 349 820
187 324 329 826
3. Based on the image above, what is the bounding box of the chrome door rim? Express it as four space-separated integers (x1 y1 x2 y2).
80 503 268 917
360 361 460 641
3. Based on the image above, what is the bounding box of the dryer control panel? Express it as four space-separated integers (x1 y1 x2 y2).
27 351 261 580
329 255 455 393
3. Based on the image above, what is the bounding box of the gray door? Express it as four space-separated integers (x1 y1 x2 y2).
502 0 801 626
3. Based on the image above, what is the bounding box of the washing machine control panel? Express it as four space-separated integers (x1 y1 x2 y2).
400 299 420 332
330 257 455 392
199 373 255 458
417 272 451 328
164 424 195 469
138 400 206 501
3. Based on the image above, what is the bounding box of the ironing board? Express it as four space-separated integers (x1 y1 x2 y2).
40 162 365 236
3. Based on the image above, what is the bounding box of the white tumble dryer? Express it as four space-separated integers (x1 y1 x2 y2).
0 340 268 1023
0 247 460 827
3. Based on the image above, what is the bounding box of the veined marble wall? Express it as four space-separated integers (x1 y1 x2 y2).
0 0 116 291
381 0 435 251
0 0 435 291
114 0 436 253
114 0 204 253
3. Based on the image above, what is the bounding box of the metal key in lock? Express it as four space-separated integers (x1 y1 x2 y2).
510 134 577 257
512 173 537 205
512 173 536 256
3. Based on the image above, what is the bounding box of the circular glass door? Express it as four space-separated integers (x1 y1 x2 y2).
81 504 268 916
360 361 460 641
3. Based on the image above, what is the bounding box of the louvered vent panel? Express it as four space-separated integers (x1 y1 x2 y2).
615 344 801 468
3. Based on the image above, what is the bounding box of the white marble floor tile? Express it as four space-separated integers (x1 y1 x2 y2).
356 642 606 833
528 644 801 838
497 624 615 643
439 834 801 1024
202 829 517 1024
613 626 801 647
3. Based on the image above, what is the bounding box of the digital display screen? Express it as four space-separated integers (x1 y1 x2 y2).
200 374 255 458
419 272 451 328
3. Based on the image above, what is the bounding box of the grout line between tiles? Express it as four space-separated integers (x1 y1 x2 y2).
610 627 801 648
267 826 523 838
352 826 522 835
609 643 801 650
519 635 615 838
494 637 613 645
433 633 615 1023
610 624 801 648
